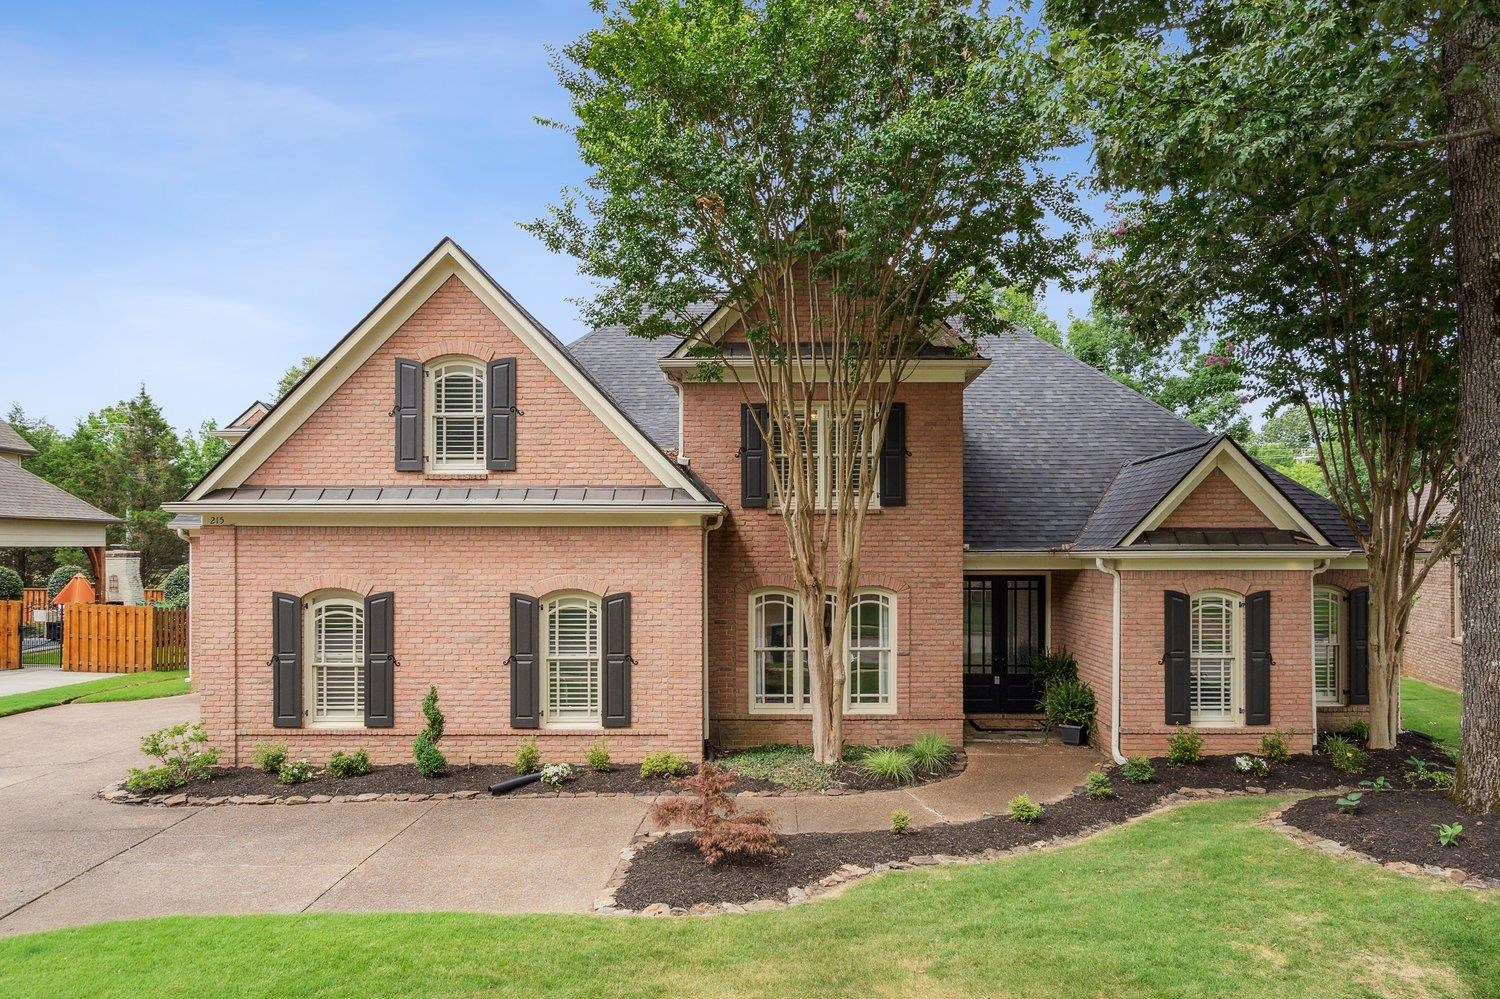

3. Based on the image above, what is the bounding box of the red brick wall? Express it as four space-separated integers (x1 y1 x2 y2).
1403 556 1462 691
1051 568 1117 752
684 380 966 749
1160 469 1275 530
246 275 655 486
189 523 704 766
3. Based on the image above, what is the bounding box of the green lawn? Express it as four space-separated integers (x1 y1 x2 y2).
0 670 190 718
21 648 61 666
1403 677 1462 748
0 797 1493 998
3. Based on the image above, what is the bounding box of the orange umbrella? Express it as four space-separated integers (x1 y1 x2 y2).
52 574 96 605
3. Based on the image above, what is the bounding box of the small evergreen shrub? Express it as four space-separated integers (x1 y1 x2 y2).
0 566 22 601
859 748 917 785
420 685 445 740
1121 756 1155 783
1322 734 1367 775
252 740 288 774
1166 726 1204 766
585 738 611 772
277 759 316 785
890 809 912 834
540 763 574 788
412 686 447 777
1007 794 1042 823
1258 730 1293 764
640 750 691 779
160 564 190 606
46 564 89 600
647 764 783 864
514 737 542 775
908 733 955 775
1085 770 1114 800
123 722 218 792
328 749 371 779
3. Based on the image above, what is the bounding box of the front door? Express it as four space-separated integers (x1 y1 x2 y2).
963 575 1047 714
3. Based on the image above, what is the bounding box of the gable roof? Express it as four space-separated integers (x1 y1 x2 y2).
183 239 711 505
1073 438 1219 550
0 418 38 457
0 458 118 525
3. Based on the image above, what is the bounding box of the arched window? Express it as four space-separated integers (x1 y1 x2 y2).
747 588 895 713
543 593 601 726
306 593 364 725
1313 586 1345 705
751 591 804 709
427 358 485 470
847 592 894 707
1190 592 1239 723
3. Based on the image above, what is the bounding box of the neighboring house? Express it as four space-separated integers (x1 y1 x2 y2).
1404 498 1461 691
207 400 272 444
0 417 120 585
165 240 1370 766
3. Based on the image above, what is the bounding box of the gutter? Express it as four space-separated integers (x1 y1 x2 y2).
1095 557 1127 765
702 510 726 750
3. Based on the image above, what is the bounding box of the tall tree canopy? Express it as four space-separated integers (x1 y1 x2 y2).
531 0 1079 760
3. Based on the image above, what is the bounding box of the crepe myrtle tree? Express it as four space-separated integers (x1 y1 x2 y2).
529 0 1079 762
1048 0 1470 753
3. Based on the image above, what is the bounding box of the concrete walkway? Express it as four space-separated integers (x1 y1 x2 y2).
0 696 1095 937
0 665 124 696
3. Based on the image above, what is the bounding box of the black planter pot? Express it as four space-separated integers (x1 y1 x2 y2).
1058 723 1088 747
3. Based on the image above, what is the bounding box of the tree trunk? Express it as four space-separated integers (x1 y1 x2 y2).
1448 15 1500 813
1367 564 1404 749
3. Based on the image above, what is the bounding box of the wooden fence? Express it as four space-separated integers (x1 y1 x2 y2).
23 587 164 616
62 604 188 673
0 601 19 670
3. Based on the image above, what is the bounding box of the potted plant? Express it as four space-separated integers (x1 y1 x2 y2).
1042 678 1096 746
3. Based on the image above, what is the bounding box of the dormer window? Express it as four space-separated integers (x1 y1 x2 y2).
427 358 485 471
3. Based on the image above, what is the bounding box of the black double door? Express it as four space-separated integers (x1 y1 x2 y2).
963 575 1047 714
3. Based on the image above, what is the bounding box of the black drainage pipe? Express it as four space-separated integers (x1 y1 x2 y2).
488 772 544 795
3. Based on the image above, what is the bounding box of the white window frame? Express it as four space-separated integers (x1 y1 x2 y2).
425 356 486 472
746 588 897 715
304 592 365 728
1189 591 1241 726
1312 586 1346 706
541 592 602 729
769 404 880 509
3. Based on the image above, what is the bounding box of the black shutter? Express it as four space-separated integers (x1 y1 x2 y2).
486 357 517 471
272 592 302 728
1164 590 1191 725
741 403 769 508
364 592 395 728
1348 586 1370 705
510 593 540 729
395 358 423 471
1245 590 1272 725
879 402 907 507
602 592 632 728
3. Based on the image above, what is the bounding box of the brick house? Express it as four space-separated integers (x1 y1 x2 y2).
166 239 1371 766
1404 499 1462 691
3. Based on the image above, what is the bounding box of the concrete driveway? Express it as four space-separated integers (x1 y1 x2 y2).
0 695 650 937
0 665 125 695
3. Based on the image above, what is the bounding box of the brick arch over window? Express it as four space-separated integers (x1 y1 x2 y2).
530 573 618 599
731 575 911 657
282 576 377 599
416 339 498 363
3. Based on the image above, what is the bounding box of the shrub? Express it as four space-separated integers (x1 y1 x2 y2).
1436 822 1464 847
1041 678 1096 731
328 749 371 779
1258 730 1293 764
1404 756 1456 789
420 686 445 740
1360 776 1393 793
1322 734 1367 775
46 564 89 601
1335 792 1363 814
640 750 691 779
514 737 542 775
1032 649 1078 693
123 722 218 792
540 763 574 788
1121 756 1155 784
277 759 316 785
648 764 784 864
1345 720 1371 743
412 686 447 778
1007 794 1042 823
585 738 611 773
0 566 22 601
859 748 917 785
890 809 912 834
1166 726 1204 765
1233 755 1270 778
252 740 288 774
160 564 190 606
908 733 955 775
1085 770 1114 800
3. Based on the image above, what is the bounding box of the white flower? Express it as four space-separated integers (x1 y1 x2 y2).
540 763 574 787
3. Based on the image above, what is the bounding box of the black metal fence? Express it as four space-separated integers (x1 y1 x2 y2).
19 607 62 653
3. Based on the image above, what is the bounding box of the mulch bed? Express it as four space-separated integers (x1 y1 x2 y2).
1281 790 1499 880
614 734 1456 910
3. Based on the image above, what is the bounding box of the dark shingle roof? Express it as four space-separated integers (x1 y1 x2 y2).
0 459 119 524
1072 438 1218 550
565 326 686 449
1259 465 1361 549
0 418 37 457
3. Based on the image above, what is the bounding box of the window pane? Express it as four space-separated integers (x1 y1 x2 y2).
1313 591 1341 702
1190 596 1234 721
313 601 364 721
430 362 485 466
753 593 799 707
847 594 891 707
546 597 600 723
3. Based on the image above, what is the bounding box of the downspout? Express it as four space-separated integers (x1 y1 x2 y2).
703 510 725 752
1311 558 1331 742
1095 558 1126 764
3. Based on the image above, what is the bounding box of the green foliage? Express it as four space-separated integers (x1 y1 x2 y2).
1360 777 1393 793
124 722 218 792
420 686 445 740
122 766 183 793
1007 794 1042 824
1404 756 1457 790
277 760 316 785
47 564 89 600
1258 731 1293 765
160 564 190 606
1335 793 1363 815
540 763 574 788
1233 755 1270 778
858 748 917 786
908 733 955 775
413 732 447 778
1031 649 1079 694
1085 771 1115 800
1246 409 1329 498
1321 735 1368 775
252 740 288 774
0 566 22 601
718 745 834 791
514 737 542 776
276 356 322 401
639 751 691 780
328 749 372 779
1436 823 1464 848
1041 679 1096 731
1345 721 1371 743
1121 756 1155 784
890 810 912 835
585 738 611 773
1165 727 1204 766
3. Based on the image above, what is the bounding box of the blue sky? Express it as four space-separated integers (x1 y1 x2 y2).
0 1 1095 433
